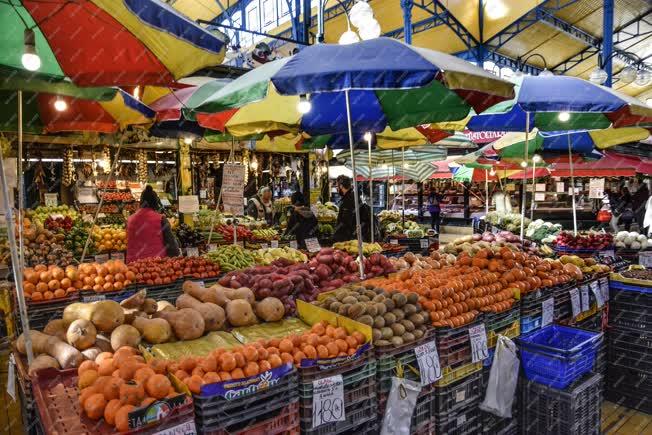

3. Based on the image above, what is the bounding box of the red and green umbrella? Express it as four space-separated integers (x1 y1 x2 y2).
1 0 227 86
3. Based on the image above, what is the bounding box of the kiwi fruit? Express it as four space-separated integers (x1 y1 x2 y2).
392 293 407 307
380 327 394 340
400 319 415 332
373 316 386 329
375 339 391 346
391 309 405 321
342 296 358 305
402 332 416 343
383 312 397 325
348 303 366 318
409 313 425 326
357 295 371 303
357 315 374 326
413 329 424 339
373 287 385 294
364 290 377 299
403 304 417 315
390 336 404 346
372 294 385 303
365 304 378 317
329 301 342 312
324 297 337 307
384 299 396 311
406 293 419 304
338 304 351 315
375 302 387 315
335 290 350 301
372 328 382 342
382 291 392 299
390 323 406 336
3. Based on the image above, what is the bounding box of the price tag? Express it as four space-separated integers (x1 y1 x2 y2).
640 252 652 268
414 340 442 386
600 249 615 260
569 288 581 318
82 294 106 303
591 281 605 308
115 180 126 190
580 285 590 312
290 240 298 249
305 238 321 253
420 239 429 249
390 239 399 245
541 298 554 327
491 226 500 234
160 198 171 207
599 277 609 302
469 323 488 363
199 189 207 199
312 375 345 428
456 414 467 427
111 252 125 262
44 193 58 207
207 244 217 252
95 254 109 264
155 420 197 435
7 353 15 401
455 389 466 403
236 241 244 247
186 247 199 257
260 243 269 250
271 240 279 248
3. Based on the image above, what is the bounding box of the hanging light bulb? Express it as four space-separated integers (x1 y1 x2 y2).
297 94 312 114
635 69 651 87
53 96 68 112
358 19 381 40
489 168 496 176
589 67 608 85
619 66 638 84
532 154 542 163
22 29 41 71
339 28 360 45
520 161 528 168
558 111 571 122
132 86 141 101
349 1 374 28
539 68 553 77
183 137 193 145
363 132 372 142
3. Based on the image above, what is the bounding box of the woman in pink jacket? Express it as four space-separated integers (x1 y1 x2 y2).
126 186 180 263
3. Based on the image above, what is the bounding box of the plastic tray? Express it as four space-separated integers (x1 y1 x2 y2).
608 326 652 349
435 361 483 388
520 314 542 334
433 370 482 415
201 400 299 435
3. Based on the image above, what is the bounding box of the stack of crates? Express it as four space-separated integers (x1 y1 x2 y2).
606 279 651 413
375 333 435 434
520 373 602 435
299 350 377 435
520 289 550 334
193 370 299 434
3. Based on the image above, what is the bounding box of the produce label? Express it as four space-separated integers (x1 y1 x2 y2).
541 298 554 327
599 278 609 302
199 363 293 399
221 163 246 215
569 288 581 318
469 324 489 363
305 238 321 253
289 240 298 249
82 294 106 303
420 239 429 249
178 195 200 214
599 249 615 259
207 244 217 252
260 243 269 250
390 239 399 245
185 247 199 257
640 252 652 268
6 353 15 401
111 252 125 262
270 240 279 248
580 285 590 312
44 193 58 207
127 394 190 429
150 419 196 435
589 177 605 199
300 343 370 369
312 375 345 428
95 254 109 264
591 281 604 308
414 340 442 386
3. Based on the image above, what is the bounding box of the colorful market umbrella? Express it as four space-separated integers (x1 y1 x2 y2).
550 151 650 177
349 162 440 182
0 88 154 134
2 0 227 86
299 128 474 150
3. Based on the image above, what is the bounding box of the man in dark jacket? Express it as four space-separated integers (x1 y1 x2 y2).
333 175 357 242
284 192 317 248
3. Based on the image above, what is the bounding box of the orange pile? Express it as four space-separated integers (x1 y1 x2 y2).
169 321 367 394
366 247 577 328
77 347 176 433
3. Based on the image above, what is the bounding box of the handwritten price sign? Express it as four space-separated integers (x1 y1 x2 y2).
414 340 442 386
312 375 345 428
469 324 489 363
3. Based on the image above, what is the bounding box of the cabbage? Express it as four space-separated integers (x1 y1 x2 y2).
637 234 647 243
616 241 626 248
631 241 642 250
624 236 635 245
629 231 639 239
616 231 629 241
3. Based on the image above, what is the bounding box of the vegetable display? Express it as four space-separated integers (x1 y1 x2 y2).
27 205 78 225
485 211 532 233
93 226 127 253
389 251 456 272
252 246 307 265
555 231 614 250
127 256 220 285
614 231 651 250
44 215 74 232
65 222 96 258
23 226 75 267
205 245 255 272
175 223 203 248
315 202 338 223
333 240 383 255
526 219 562 243
251 228 279 241
215 224 253 243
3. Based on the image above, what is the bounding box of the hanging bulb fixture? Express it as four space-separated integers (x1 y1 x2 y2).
53 96 67 112
558 111 571 122
297 94 312 114
22 29 41 71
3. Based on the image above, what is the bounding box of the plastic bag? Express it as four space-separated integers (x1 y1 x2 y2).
380 377 422 435
480 335 519 418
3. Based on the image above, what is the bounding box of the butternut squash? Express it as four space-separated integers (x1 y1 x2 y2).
63 301 124 333
141 298 158 315
28 354 60 376
66 319 97 350
183 281 219 304
132 317 173 344
120 289 146 309
110 325 141 351
17 330 83 369
157 308 205 340
176 294 225 331
43 319 68 342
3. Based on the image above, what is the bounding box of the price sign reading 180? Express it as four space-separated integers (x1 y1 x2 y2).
414 340 442 386
312 375 345 428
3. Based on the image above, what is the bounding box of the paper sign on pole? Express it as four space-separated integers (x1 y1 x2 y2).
221 163 246 215
534 193 546 201
589 178 605 199
178 195 199 213
44 193 58 207
542 298 554 326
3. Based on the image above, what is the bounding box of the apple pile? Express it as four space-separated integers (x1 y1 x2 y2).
555 231 614 251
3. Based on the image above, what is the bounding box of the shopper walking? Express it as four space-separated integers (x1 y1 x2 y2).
333 175 357 242
283 191 317 248
246 186 274 225
428 192 443 233
126 186 179 263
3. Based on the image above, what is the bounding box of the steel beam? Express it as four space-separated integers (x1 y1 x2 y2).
213 0 253 24
411 0 479 50
603 0 614 86
275 0 361 40
457 49 543 75
401 0 413 45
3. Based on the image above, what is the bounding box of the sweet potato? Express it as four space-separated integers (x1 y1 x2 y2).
17 330 84 369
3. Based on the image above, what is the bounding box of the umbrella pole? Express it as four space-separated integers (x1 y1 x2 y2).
401 146 405 225
520 112 530 240
344 90 365 280
568 133 577 235
10 90 34 363
531 159 536 220
485 169 489 215
367 137 374 243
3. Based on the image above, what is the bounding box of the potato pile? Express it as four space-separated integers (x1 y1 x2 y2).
313 285 429 347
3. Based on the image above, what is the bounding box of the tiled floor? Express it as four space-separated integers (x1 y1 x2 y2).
602 401 652 435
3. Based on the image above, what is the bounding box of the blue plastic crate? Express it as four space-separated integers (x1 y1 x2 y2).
517 325 602 389
521 314 542 334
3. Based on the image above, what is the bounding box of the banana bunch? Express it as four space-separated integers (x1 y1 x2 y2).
253 246 308 265
333 240 383 255
204 244 255 272
251 228 278 241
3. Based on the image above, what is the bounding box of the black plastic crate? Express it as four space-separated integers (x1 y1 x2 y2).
300 396 377 435
608 302 652 332
608 326 652 350
298 349 375 384
604 389 652 415
605 363 652 396
435 319 483 370
609 287 652 307
434 402 482 435
606 343 651 373
376 332 433 393
194 371 298 433
433 370 483 415
142 281 183 304
520 372 602 435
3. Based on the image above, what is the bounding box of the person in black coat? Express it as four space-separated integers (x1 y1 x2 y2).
284 192 317 248
333 175 357 242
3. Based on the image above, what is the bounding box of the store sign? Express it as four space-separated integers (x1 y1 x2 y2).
44 193 58 207
463 130 507 144
589 178 605 199
305 238 321 253
222 163 246 215
414 340 442 385
178 195 199 214
469 324 488 363
312 375 345 428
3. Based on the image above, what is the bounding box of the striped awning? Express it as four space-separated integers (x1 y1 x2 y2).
336 146 447 167
348 162 440 182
